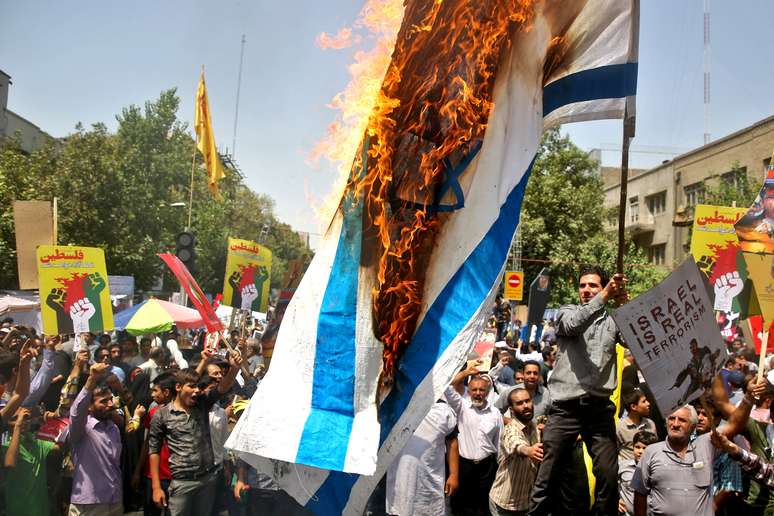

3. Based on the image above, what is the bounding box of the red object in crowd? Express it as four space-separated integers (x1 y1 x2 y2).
143 406 172 480
746 315 774 355
158 253 223 333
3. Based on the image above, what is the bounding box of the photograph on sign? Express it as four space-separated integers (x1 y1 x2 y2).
612 258 724 418
37 245 113 335
735 167 774 253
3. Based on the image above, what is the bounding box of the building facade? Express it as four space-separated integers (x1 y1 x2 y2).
0 70 52 153
603 115 774 269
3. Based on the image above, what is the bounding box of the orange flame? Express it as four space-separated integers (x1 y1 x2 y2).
309 0 404 226
355 0 535 383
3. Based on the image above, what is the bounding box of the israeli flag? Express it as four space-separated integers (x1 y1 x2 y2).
226 0 639 513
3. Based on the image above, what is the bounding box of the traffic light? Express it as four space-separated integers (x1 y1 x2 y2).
175 231 197 274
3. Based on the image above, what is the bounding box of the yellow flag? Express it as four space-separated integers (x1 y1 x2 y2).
195 70 226 196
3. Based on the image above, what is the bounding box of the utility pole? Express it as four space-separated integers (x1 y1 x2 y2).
232 34 246 159
703 0 711 145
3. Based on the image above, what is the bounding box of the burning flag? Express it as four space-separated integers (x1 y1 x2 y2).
227 0 639 513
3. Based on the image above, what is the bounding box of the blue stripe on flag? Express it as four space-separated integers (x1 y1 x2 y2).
295 196 362 471
542 62 637 117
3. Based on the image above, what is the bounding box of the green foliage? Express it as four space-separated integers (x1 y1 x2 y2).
702 161 757 208
0 89 311 295
517 127 668 306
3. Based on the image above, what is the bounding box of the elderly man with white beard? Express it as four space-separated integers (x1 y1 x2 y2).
445 363 504 516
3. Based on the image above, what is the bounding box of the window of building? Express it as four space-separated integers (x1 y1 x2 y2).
629 196 639 223
721 167 747 189
648 244 666 265
684 182 705 207
646 191 667 216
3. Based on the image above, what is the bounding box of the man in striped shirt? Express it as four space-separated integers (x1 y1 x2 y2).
489 388 541 515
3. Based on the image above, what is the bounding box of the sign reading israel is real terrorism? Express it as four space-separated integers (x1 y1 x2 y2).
222 238 272 313
613 257 724 418
37 245 113 335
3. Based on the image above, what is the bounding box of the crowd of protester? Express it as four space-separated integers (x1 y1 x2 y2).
0 318 300 516
381 266 774 516
5 265 774 516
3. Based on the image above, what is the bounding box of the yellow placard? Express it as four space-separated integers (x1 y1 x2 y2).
37 245 113 335
690 205 747 277
222 238 272 312
503 270 524 301
741 252 774 326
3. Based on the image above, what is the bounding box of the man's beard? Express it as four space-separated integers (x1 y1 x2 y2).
470 398 486 409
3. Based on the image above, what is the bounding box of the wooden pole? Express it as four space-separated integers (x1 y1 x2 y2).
758 329 768 383
616 113 635 273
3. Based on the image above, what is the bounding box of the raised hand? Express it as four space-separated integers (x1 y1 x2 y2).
69 298 96 334
240 283 258 311
714 271 743 312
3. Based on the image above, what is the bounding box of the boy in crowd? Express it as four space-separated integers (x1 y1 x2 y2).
617 389 657 460
3 407 61 516
134 371 177 516
149 350 243 515
618 430 657 516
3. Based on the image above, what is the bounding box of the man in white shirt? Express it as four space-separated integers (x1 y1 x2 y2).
385 401 458 516
445 364 504 516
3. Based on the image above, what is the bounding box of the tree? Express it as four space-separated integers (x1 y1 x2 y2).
517 127 667 306
702 161 757 208
0 89 311 295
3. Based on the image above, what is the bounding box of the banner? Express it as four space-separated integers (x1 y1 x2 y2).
735 166 774 253
158 253 223 333
14 200 54 290
612 258 724 418
503 270 524 301
467 329 496 372
37 245 113 335
690 204 746 311
740 252 774 325
526 268 550 327
222 238 272 313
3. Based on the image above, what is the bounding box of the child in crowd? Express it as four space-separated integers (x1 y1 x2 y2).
619 430 658 516
616 389 657 460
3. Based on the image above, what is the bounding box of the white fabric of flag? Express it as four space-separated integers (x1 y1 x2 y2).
226 1 639 514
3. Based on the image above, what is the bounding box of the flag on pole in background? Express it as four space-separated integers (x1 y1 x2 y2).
195 70 226 196
227 1 640 514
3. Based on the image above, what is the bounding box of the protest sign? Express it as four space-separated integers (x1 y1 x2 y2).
503 270 524 301
221 238 272 312
740 253 774 325
735 165 774 253
467 329 496 372
526 268 550 327
689 204 746 311
158 253 223 333
612 257 724 418
14 200 55 290
37 245 113 335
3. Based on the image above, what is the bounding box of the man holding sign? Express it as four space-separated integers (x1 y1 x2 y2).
530 265 628 516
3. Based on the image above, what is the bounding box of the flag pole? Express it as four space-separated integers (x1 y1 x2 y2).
188 65 203 230
188 137 197 230
616 110 635 273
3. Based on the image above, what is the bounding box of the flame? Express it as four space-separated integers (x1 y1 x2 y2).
316 0 534 383
309 0 405 226
316 28 362 50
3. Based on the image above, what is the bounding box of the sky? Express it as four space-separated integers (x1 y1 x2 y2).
2 1 773 249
